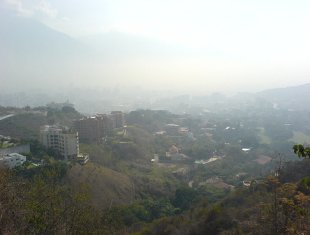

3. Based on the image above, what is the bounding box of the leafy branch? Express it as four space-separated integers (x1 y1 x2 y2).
293 144 310 158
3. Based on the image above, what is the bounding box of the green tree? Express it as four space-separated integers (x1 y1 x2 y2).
172 186 198 211
293 144 310 158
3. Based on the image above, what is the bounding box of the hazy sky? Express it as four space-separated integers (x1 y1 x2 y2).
1 0 310 93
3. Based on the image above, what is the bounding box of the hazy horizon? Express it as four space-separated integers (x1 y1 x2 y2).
1 0 310 94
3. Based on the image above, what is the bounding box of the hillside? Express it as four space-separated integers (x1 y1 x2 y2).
257 83 310 111
0 13 85 59
1 104 309 234
135 159 310 235
0 113 46 139
67 163 133 208
0 106 82 140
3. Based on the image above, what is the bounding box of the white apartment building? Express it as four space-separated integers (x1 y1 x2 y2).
0 153 27 169
40 125 79 160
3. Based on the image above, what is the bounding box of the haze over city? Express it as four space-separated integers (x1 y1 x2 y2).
1 1 310 234
1 0 310 95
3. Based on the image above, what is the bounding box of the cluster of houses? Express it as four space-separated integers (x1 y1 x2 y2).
154 124 195 140
152 144 191 163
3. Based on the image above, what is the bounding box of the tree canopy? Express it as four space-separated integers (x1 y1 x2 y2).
293 144 310 158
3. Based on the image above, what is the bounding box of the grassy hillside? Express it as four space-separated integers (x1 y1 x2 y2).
135 160 310 235
0 113 46 139
67 163 133 208
0 107 82 140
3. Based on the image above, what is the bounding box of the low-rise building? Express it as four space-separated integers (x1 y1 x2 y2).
76 154 89 165
165 145 190 161
178 127 189 135
0 153 26 169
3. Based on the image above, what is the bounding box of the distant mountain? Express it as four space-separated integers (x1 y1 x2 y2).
0 13 86 59
257 83 310 111
0 11 93 91
0 12 204 61
258 83 310 98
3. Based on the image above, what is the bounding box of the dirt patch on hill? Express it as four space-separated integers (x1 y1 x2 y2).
254 155 272 165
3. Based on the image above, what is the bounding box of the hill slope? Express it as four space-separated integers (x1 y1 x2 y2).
257 83 310 110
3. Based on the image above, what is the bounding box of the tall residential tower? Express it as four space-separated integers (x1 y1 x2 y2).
40 125 79 160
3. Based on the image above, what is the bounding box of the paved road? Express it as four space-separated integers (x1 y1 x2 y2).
0 114 14 121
